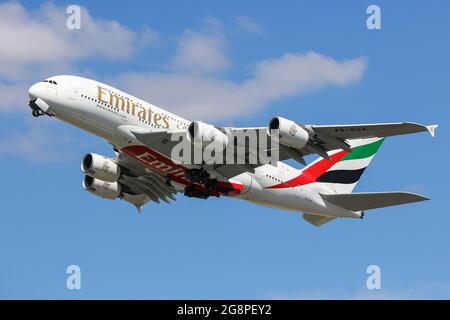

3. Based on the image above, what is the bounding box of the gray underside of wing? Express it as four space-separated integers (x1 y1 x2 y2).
128 122 437 180
132 128 294 178
310 122 436 140
230 122 437 164
131 129 190 163
114 150 179 208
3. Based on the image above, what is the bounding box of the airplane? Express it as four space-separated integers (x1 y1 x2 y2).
27 75 437 226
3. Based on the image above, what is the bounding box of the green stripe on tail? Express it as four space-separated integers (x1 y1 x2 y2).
340 138 384 161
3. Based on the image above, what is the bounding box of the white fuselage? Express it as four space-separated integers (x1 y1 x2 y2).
28 75 360 219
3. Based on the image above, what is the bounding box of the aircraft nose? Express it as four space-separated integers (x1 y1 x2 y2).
28 82 51 117
28 83 41 100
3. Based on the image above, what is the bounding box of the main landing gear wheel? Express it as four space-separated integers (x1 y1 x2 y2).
205 179 219 192
32 109 44 117
185 168 210 183
184 185 209 199
184 169 225 197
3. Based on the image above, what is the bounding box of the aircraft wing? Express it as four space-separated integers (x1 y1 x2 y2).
113 150 178 211
130 128 198 165
127 121 437 179
309 122 438 139
130 128 287 178
229 122 437 163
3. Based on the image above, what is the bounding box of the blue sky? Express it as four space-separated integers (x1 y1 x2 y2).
0 0 449 299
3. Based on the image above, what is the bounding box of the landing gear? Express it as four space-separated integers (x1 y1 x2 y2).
204 178 219 193
29 99 48 118
32 109 44 117
185 168 210 183
184 168 229 199
184 185 210 199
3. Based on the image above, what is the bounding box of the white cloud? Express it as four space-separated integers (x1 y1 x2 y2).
0 5 366 121
114 52 366 121
0 1 157 81
0 83 29 113
171 31 230 74
0 119 76 162
171 18 229 74
111 17 366 121
0 1 157 110
140 25 160 45
233 16 263 35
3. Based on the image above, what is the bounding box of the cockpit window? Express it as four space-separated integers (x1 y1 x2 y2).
43 80 57 85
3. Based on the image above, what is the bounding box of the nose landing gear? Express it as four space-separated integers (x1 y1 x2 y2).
29 99 50 118
31 109 45 117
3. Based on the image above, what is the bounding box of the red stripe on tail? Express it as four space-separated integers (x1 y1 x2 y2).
268 150 348 189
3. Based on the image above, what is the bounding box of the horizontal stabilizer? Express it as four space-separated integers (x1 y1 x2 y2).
320 192 428 211
303 213 336 227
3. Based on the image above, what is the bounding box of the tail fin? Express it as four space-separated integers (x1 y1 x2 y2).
315 137 384 193
301 137 384 193
296 138 429 227
267 138 384 193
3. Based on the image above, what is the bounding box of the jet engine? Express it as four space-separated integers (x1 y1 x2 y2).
82 175 121 200
187 121 229 148
268 117 310 149
81 153 121 182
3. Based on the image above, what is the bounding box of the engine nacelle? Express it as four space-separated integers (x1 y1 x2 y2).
268 117 310 149
81 153 121 182
82 175 121 200
187 121 229 148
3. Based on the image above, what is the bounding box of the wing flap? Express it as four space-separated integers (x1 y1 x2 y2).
320 192 428 211
121 193 151 212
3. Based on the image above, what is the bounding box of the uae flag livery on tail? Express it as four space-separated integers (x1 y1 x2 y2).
268 138 384 193
317 138 384 185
